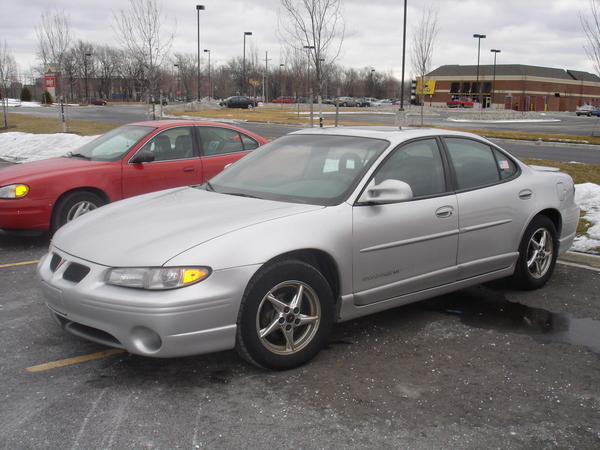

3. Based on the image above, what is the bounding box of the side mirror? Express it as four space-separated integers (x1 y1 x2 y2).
130 149 155 164
358 179 413 204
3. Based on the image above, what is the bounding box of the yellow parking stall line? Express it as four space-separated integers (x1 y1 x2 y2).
26 349 126 373
0 260 39 268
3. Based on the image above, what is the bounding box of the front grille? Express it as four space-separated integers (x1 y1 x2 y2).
50 253 62 272
63 263 90 283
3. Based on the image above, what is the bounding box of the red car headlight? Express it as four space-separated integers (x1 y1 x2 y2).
0 184 30 199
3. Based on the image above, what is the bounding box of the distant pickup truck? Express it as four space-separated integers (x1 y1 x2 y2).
447 98 474 108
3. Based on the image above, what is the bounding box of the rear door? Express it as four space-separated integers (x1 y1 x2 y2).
443 137 535 279
195 126 261 179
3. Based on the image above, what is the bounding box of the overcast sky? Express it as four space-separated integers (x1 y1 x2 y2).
2 0 596 79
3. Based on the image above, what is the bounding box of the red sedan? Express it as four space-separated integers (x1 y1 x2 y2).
272 96 295 104
0 120 269 235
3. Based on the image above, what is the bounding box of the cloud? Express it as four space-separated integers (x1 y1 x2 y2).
1 0 596 78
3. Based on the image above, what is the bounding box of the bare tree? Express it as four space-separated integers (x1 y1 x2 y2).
36 8 73 105
113 0 177 102
36 9 73 71
0 39 18 127
173 53 198 101
580 0 600 75
277 0 346 122
410 6 439 124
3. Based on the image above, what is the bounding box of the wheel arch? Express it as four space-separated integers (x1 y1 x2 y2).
534 208 562 236
51 187 112 226
54 187 112 209
265 249 341 308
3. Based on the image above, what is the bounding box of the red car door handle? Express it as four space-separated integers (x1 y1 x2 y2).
183 166 198 173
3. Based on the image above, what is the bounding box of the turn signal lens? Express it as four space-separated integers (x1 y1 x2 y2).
0 184 30 199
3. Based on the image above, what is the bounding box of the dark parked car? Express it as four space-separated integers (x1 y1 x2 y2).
150 97 168 105
220 96 257 109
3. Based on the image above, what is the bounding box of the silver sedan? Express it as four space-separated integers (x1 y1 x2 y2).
37 127 580 370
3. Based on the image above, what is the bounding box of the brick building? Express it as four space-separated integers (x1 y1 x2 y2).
422 64 600 111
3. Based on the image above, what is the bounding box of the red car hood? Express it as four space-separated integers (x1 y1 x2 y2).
0 157 111 184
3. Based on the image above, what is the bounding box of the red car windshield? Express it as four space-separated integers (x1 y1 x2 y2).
68 125 155 162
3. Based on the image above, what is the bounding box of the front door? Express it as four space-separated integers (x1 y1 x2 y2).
352 138 459 306
121 126 203 198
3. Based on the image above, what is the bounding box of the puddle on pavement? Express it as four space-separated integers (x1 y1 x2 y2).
419 287 600 356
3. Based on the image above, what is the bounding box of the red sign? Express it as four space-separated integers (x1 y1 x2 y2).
45 77 55 88
176 90 181 96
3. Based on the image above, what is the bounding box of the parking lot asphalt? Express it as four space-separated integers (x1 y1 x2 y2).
1 229 599 449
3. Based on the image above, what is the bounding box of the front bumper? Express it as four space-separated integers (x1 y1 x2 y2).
0 198 53 230
37 249 260 358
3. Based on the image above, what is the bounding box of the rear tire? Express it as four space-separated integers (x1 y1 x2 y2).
510 216 558 290
236 259 334 370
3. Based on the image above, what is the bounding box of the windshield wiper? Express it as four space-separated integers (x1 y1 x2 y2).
226 192 261 199
66 151 91 160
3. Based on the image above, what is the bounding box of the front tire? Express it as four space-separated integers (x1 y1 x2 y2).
236 259 334 370
510 216 558 290
51 191 104 233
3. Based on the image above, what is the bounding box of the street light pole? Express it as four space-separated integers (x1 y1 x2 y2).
196 5 205 102
399 0 407 112
473 34 486 106
174 63 180 101
204 49 211 99
242 32 252 95
490 49 501 106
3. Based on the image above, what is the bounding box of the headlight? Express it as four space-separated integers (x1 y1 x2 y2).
106 267 211 290
0 184 30 199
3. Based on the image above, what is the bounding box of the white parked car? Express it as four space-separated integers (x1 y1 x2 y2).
575 105 598 116
37 127 579 370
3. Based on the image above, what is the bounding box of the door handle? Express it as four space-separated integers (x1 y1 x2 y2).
519 189 533 200
435 205 454 218
183 166 198 173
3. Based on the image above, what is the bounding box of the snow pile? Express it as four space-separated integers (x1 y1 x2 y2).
0 131 598 253
572 183 600 254
0 132 98 162
4 99 42 108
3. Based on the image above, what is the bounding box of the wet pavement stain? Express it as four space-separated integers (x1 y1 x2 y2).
419 286 600 356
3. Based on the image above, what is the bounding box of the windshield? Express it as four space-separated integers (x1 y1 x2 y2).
208 134 389 206
67 125 155 161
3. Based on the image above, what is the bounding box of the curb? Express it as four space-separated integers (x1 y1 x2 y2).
559 251 600 269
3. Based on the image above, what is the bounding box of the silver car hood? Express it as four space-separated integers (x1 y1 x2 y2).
53 187 322 267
